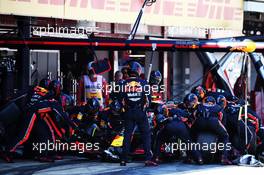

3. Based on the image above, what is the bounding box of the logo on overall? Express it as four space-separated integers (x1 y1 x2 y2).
125 81 142 101
85 84 102 90
128 81 141 87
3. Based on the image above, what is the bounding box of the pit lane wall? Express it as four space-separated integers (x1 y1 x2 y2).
0 0 243 31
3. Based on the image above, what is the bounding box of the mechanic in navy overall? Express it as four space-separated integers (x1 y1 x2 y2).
120 61 157 166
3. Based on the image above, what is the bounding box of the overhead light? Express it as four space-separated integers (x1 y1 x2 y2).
256 31 261 35
0 48 17 51
129 55 146 58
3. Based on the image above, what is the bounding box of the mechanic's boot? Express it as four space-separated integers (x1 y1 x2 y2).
53 154 63 160
195 157 204 165
35 155 55 163
232 148 241 159
0 151 13 163
120 160 126 166
183 157 195 164
154 157 163 164
221 155 232 165
258 153 264 163
145 160 158 166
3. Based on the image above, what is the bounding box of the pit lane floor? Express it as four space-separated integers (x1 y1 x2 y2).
0 157 263 175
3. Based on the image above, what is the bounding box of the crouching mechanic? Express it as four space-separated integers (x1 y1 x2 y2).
224 97 264 158
70 98 103 143
120 61 158 166
77 61 109 108
101 100 124 133
154 103 203 164
6 80 72 162
192 96 232 165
